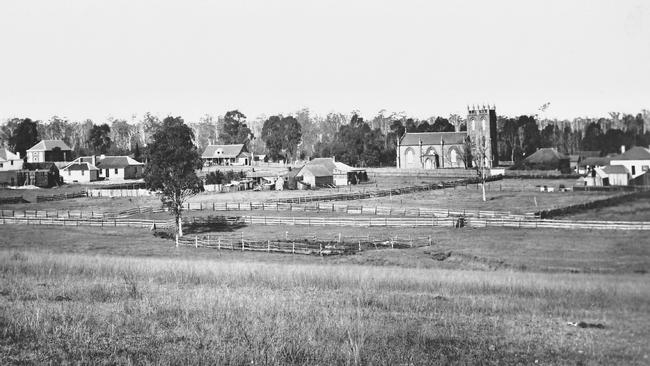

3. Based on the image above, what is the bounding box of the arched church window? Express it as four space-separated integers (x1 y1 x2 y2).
406 148 415 164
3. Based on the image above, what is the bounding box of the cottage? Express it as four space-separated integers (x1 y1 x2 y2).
600 165 630 186
0 148 23 171
95 156 144 180
60 162 100 183
609 146 650 179
26 140 72 163
202 144 252 166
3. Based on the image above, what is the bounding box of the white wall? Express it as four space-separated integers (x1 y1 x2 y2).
26 151 44 163
608 160 650 178
0 159 23 171
62 169 98 183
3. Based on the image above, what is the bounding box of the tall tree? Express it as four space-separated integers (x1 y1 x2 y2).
144 116 203 238
219 110 252 144
431 117 455 132
261 115 302 162
88 124 112 154
9 118 40 159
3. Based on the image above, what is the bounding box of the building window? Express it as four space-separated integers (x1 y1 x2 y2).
0 163 3 168
10 160 13 165
482 119 486 130
68 171 71 176
471 120 475 131
450 149 457 165
81 170 85 176
405 148 415 164
115 169 119 174
643 165 649 172
632 166 636 175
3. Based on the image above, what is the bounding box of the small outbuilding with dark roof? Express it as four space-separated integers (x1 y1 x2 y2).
522 148 570 172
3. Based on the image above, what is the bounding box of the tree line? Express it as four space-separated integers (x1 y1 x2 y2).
1 109 649 166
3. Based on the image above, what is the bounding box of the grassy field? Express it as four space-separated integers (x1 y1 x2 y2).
1 248 648 365
563 197 650 222
353 182 616 214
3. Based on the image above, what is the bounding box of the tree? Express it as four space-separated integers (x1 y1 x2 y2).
470 135 490 202
219 110 253 144
431 117 455 132
261 115 302 162
144 116 203 239
9 118 40 159
88 124 112 154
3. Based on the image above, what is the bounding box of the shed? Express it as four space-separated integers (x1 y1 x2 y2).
296 165 333 188
600 165 630 186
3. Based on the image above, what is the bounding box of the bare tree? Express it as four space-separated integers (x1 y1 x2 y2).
470 135 490 202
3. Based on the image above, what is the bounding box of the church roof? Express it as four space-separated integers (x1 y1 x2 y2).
400 132 467 146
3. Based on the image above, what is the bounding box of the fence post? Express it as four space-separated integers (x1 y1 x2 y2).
292 241 295 254
241 232 244 251
218 237 221 250
175 234 179 247
338 233 341 243
285 231 288 241
428 236 432 246
267 240 270 252
358 240 361 252
195 236 198 248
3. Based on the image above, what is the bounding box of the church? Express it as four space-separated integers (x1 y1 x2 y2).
396 105 499 169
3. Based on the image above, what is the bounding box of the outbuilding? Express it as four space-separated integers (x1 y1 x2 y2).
60 162 100 183
296 165 333 188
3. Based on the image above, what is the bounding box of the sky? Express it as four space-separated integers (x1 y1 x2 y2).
0 0 649 124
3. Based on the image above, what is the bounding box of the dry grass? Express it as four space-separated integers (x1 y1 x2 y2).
1 250 648 365
563 197 650 222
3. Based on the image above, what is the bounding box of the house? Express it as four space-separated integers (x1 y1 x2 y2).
95 156 144 180
202 144 252 166
0 148 23 171
296 165 333 187
570 151 600 173
303 157 368 186
60 162 100 183
609 146 650 179
26 140 72 163
397 105 498 169
522 148 570 172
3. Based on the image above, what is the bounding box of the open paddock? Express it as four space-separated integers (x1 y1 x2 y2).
562 197 650 222
351 181 618 214
0 245 648 364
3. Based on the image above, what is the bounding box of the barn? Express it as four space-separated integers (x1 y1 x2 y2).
522 148 570 172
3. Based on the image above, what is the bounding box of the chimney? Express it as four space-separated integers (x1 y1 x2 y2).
621 145 626 154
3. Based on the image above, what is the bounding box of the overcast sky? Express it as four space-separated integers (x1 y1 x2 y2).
1 0 649 123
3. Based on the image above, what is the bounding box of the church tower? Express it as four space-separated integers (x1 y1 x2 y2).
466 105 498 168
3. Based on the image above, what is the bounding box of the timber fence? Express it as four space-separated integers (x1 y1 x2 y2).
181 201 532 219
536 191 650 219
175 232 431 255
35 191 86 203
0 196 24 205
1 212 649 231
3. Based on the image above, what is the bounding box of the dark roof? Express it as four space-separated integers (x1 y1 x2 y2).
63 162 98 171
202 144 249 159
27 140 72 151
400 132 467 146
95 156 143 169
524 148 569 164
298 165 331 177
610 146 650 161
23 162 59 171
602 165 629 175
579 156 611 168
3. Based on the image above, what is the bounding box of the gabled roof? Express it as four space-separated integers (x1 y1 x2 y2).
601 165 629 175
95 156 143 169
400 132 467 146
610 146 650 161
23 162 59 171
0 148 20 161
202 144 249 159
26 140 72 152
62 162 99 171
307 158 337 172
524 148 569 164
579 156 610 168
298 165 331 177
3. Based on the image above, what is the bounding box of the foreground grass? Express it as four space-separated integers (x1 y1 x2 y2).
1 251 649 365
